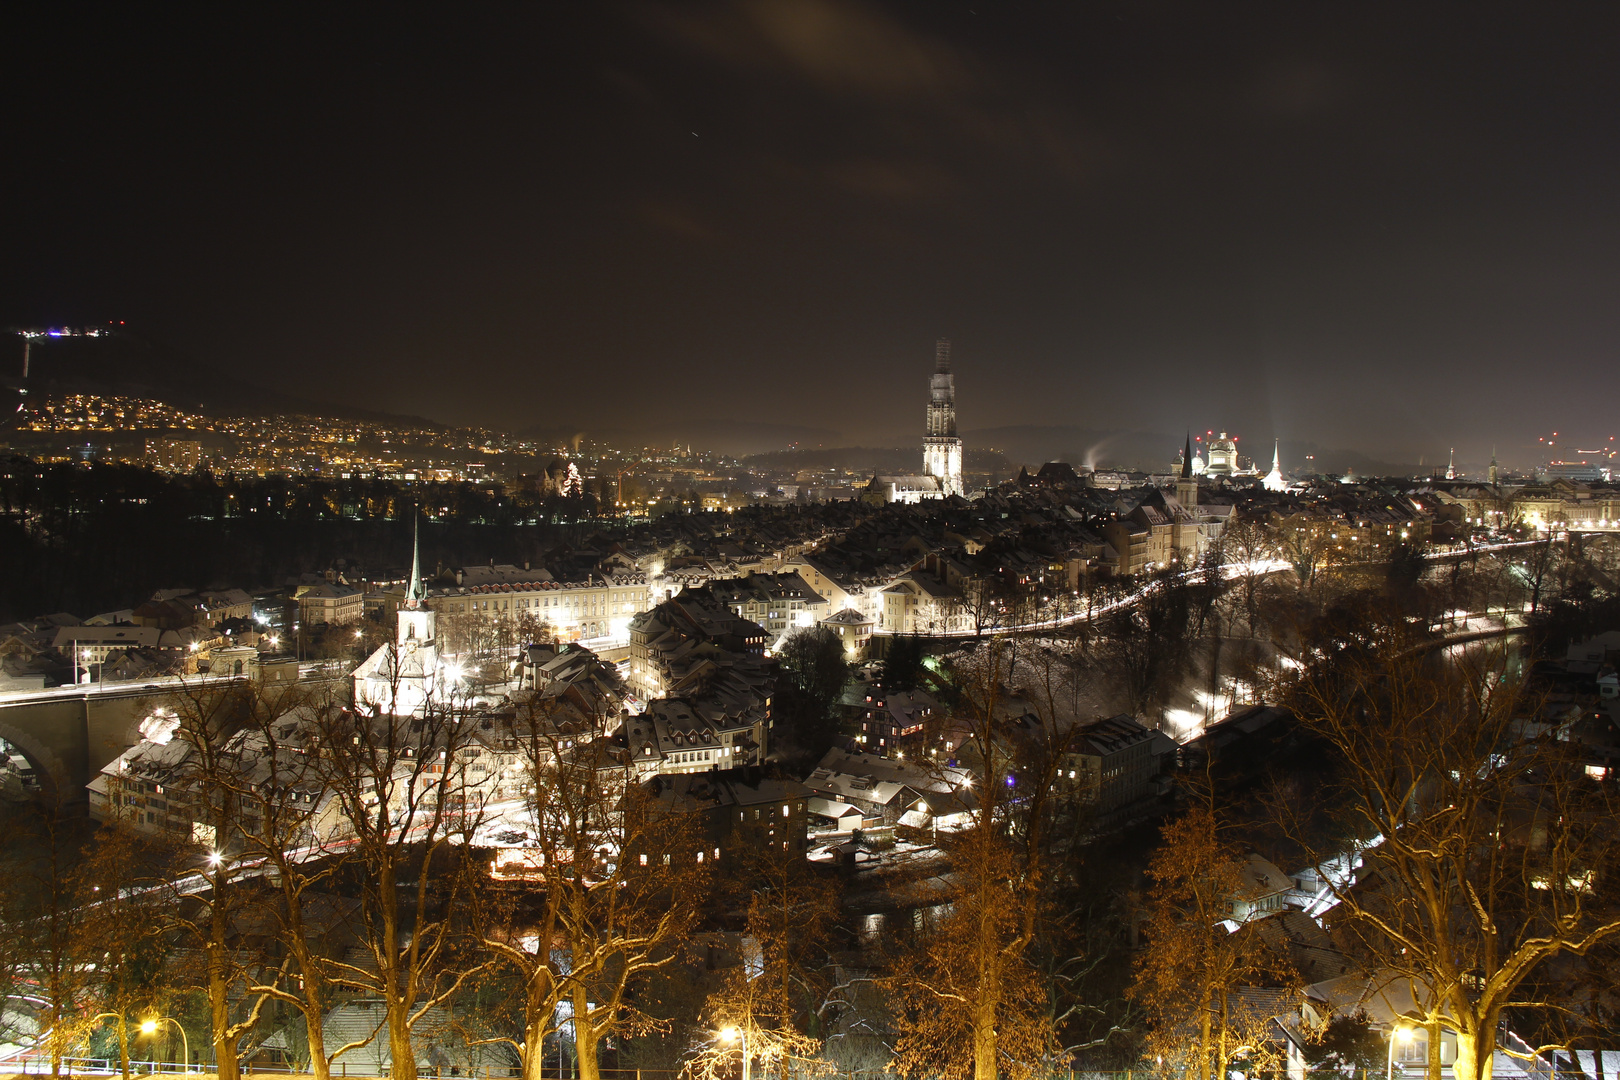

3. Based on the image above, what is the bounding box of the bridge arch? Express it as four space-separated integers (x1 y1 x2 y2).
0 718 66 804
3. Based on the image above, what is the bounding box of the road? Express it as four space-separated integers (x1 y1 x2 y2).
869 536 1551 640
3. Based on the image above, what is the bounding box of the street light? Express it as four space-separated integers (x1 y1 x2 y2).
1387 1025 1414 1080
140 1017 189 1072
719 1024 749 1080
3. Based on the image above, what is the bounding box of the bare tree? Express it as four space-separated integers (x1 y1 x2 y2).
890 638 1066 1080
1287 641 1620 1080
157 677 289 1080
688 827 841 1080
468 694 706 1080
1278 521 1337 591
1129 791 1292 1080
230 689 367 1080
1091 570 1194 719
314 693 489 1080
73 815 169 1080
1 794 96 1078
1220 515 1275 635
1517 535 1559 615
888 823 1054 1080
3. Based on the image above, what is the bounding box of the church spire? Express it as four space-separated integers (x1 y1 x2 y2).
1446 447 1456 481
406 511 423 609
1262 437 1286 492
1181 433 1193 480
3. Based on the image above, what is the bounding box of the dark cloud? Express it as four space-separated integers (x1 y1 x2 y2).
646 0 977 101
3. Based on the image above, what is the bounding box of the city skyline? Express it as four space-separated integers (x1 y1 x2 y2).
5 325 1608 475
5 4 1619 462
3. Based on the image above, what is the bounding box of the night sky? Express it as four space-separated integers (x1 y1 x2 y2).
4 3 1618 467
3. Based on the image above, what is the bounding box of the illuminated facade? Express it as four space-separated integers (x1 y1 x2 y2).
426 568 650 644
707 571 828 644
921 338 963 497
1204 431 1239 476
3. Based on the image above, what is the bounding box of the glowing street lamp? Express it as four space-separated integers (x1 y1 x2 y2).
1387 1025 1414 1080
140 1017 189 1071
718 1024 749 1080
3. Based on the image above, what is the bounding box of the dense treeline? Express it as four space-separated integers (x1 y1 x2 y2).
0 459 614 619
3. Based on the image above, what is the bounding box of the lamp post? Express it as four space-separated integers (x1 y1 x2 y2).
1387 1025 1413 1080
719 1024 749 1080
140 1017 189 1072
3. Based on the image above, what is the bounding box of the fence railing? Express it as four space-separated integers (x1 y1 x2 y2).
2 1061 1517 1080
1 1062 689 1080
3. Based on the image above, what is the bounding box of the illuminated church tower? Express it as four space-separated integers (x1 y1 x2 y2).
397 516 436 652
922 338 963 497
1263 439 1286 492
355 514 438 715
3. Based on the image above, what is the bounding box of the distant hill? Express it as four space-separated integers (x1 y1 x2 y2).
4 330 444 428
519 419 845 457
965 424 1174 472
741 445 1013 475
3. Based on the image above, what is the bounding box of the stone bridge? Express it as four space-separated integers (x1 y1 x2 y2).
0 677 238 804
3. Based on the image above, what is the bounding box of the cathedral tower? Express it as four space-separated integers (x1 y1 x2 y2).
922 338 963 497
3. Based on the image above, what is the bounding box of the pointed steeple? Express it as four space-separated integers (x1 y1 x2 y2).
1489 446 1499 485
1176 433 1199 509
1263 438 1286 492
1446 447 1456 481
406 511 423 609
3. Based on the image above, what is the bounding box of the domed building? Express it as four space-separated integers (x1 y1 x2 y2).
1204 431 1240 476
